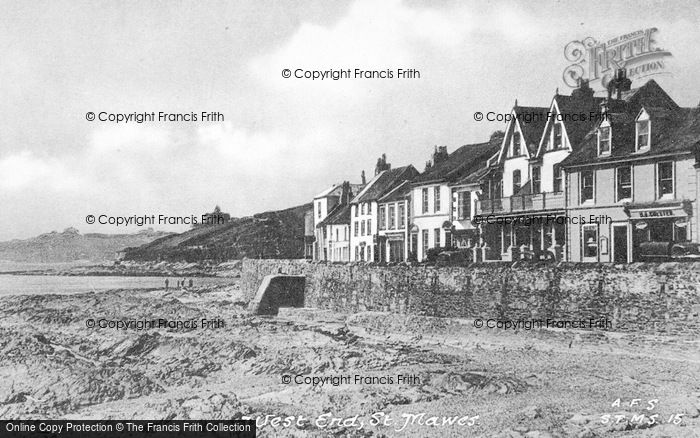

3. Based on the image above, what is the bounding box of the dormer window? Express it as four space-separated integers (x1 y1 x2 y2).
512 132 521 157
553 123 562 149
598 125 611 155
636 120 650 151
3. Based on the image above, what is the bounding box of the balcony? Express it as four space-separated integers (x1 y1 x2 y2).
477 192 565 215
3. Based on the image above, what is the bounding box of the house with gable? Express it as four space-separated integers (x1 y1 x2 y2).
476 103 550 260
561 73 700 262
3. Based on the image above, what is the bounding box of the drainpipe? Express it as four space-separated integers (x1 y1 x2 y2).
564 169 570 262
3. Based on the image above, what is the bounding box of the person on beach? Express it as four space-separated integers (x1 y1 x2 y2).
165 279 169 290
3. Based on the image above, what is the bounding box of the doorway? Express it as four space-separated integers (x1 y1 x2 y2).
613 224 628 263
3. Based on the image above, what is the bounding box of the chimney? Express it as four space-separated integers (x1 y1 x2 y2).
375 153 391 175
571 78 594 101
606 68 632 101
340 181 352 205
361 170 366 185
432 146 449 166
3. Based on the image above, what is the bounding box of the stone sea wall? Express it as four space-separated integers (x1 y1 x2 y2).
241 259 700 335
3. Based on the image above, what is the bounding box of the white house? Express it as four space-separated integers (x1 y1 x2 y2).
377 181 412 262
312 181 363 261
350 164 419 261
410 139 501 262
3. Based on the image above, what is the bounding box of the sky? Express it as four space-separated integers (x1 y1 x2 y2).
1 0 700 240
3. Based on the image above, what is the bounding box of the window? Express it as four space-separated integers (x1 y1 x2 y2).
458 191 471 220
317 202 322 218
379 205 386 230
616 166 632 201
512 132 521 156
368 203 372 214
580 170 594 203
422 188 429 214
367 246 371 261
354 205 358 217
354 222 358 237
553 166 563 193
422 230 429 258
335 229 338 241
434 228 441 248
675 220 689 242
389 204 396 229
503 224 512 253
512 170 521 195
553 123 562 149
367 219 372 234
598 126 611 155
361 203 366 215
636 120 649 150
434 187 441 212
532 166 541 194
582 225 598 259
398 203 405 229
361 220 365 236
658 162 674 198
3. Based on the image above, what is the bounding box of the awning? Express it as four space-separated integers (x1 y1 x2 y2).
385 232 405 241
626 201 691 219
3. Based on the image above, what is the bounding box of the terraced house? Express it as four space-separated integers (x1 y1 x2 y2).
561 76 700 262
476 103 549 260
312 181 363 261
350 159 419 262
410 138 500 262
476 80 607 261
376 181 412 262
312 75 699 264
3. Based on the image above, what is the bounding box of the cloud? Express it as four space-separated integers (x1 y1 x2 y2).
0 151 81 191
3 0 700 241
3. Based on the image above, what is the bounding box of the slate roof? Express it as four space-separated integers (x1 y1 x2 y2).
545 94 605 154
412 137 502 186
513 106 549 155
314 183 364 199
452 151 501 186
351 165 419 203
317 203 352 227
377 181 411 203
561 80 699 168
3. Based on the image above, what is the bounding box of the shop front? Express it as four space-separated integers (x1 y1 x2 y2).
569 201 693 263
627 202 693 261
384 232 406 262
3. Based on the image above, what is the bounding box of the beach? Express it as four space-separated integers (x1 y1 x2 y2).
0 282 699 437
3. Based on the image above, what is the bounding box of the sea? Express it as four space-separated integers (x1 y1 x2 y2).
0 274 238 296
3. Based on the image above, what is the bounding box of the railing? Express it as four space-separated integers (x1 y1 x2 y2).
477 192 565 215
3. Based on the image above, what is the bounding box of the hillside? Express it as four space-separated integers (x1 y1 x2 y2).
122 203 312 262
0 228 171 264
